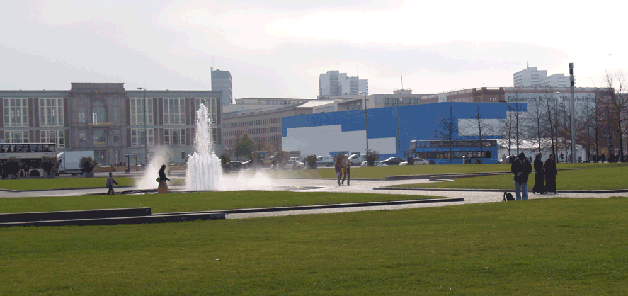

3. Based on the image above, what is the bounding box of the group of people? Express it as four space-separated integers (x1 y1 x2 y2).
334 154 351 186
511 152 558 200
105 164 170 195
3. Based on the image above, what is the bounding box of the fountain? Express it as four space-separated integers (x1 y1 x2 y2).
185 103 223 191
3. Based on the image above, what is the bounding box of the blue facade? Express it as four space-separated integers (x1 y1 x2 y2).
282 102 526 160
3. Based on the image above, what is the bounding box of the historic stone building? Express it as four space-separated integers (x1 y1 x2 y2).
0 83 222 165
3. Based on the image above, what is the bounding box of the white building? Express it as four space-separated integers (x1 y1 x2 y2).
513 66 547 88
541 74 570 88
514 66 571 88
319 71 368 98
211 68 233 106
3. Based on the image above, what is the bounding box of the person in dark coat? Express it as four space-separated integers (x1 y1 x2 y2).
544 154 558 194
511 152 532 200
531 153 545 194
158 164 170 193
334 154 343 186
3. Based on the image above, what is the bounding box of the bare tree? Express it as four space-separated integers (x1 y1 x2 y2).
470 105 495 164
435 105 457 164
602 71 628 161
508 103 526 155
526 91 549 152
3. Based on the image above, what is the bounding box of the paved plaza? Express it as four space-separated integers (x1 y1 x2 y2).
2 172 626 220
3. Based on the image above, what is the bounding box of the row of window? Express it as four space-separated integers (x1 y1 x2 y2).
232 117 281 128
3 130 65 147
224 134 282 147
3 98 219 128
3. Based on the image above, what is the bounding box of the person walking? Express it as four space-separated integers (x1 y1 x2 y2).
106 172 118 195
158 164 170 193
342 154 351 186
511 152 532 200
544 154 558 194
531 153 546 194
334 154 343 186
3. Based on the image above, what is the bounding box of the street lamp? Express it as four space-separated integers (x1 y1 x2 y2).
397 98 402 156
137 87 148 165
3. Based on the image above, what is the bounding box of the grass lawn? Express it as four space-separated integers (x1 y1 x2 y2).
1 197 627 295
254 162 618 180
0 191 443 214
0 177 136 191
393 163 628 190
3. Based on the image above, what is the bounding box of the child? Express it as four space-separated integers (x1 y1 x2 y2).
106 172 119 195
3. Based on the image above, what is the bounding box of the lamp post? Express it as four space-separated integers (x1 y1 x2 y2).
397 98 402 157
364 92 368 154
137 87 148 165
569 63 576 163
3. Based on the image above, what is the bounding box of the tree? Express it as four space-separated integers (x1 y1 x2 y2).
435 105 458 164
526 91 550 152
366 150 380 166
305 155 317 169
234 133 255 160
79 156 97 178
602 70 628 161
470 105 495 164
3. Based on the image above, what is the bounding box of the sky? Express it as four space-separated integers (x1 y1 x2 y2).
1 0 626 100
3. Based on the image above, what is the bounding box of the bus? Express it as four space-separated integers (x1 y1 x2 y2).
0 143 57 177
410 139 499 164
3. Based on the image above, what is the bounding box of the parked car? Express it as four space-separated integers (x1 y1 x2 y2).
348 154 365 165
400 158 429 165
228 161 244 171
381 157 403 165
290 159 304 170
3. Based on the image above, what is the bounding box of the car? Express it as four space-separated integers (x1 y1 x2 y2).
290 159 305 170
381 157 403 165
400 157 429 165
228 161 244 171
348 154 365 165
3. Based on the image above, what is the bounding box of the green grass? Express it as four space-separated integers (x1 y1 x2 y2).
1 197 627 295
393 163 628 190
0 177 136 191
0 191 443 214
255 162 617 180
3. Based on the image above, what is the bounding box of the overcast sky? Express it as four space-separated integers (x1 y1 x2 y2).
1 0 626 99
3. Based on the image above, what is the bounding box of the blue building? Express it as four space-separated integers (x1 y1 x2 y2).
282 102 527 162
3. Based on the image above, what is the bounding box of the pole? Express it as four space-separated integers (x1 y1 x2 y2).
138 87 148 165
364 93 368 154
569 63 576 163
397 98 401 156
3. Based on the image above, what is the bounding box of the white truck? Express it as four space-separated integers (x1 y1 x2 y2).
316 155 334 167
57 151 94 175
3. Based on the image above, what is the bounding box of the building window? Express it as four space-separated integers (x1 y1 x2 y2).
40 130 65 148
79 130 87 143
195 98 218 123
93 130 107 145
3 98 29 127
39 98 64 126
131 128 154 147
79 111 86 124
112 129 121 144
164 128 186 145
4 130 29 143
92 101 106 124
164 98 185 125
130 98 153 126
94 150 106 165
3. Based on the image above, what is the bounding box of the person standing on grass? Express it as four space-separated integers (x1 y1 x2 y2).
106 172 118 195
158 164 170 193
342 154 351 186
544 154 558 194
335 154 343 186
511 152 532 200
532 153 546 194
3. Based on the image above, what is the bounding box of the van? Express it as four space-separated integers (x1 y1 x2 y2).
316 155 334 167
